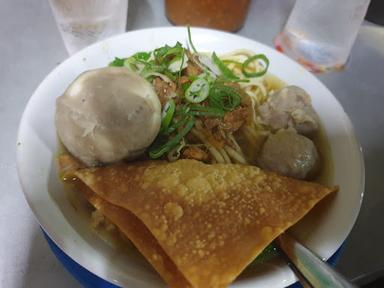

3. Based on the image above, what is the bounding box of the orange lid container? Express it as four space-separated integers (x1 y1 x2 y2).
165 0 251 32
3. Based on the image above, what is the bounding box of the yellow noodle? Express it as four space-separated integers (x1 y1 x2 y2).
226 133 243 153
218 147 232 164
191 128 226 164
224 145 247 164
187 52 272 164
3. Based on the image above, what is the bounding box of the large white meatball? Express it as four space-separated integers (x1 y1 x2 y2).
55 67 161 166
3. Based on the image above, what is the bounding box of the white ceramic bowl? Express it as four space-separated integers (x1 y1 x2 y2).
17 27 364 288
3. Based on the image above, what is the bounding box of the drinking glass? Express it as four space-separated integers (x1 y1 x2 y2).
49 0 128 55
275 0 370 72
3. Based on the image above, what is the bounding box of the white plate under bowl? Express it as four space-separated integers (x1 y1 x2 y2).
17 27 364 288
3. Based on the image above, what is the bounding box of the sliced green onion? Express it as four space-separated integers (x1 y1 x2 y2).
174 105 191 117
154 45 171 60
142 71 173 83
242 54 269 78
181 82 191 93
178 48 186 80
166 113 190 134
197 71 216 84
123 57 139 71
211 52 240 81
222 59 243 66
197 54 220 76
208 83 242 111
163 42 183 58
188 75 198 82
185 78 210 103
154 42 184 63
136 59 164 72
168 53 188 73
149 116 195 159
119 53 152 71
187 26 198 54
216 76 250 83
160 99 176 133
189 105 225 118
167 138 186 162
133 51 151 61
139 62 177 81
109 57 125 67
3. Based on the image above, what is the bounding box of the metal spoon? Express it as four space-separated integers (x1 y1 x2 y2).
275 233 358 288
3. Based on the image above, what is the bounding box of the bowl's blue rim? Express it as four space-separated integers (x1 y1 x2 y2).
43 230 343 288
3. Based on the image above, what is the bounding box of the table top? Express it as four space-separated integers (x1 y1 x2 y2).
1 0 383 287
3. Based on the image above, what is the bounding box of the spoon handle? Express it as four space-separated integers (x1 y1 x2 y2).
276 233 357 288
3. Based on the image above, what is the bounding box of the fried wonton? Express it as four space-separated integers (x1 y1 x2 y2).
58 154 192 287
59 155 336 288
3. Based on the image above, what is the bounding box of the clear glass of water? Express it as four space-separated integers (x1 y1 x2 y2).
49 0 128 55
275 0 370 72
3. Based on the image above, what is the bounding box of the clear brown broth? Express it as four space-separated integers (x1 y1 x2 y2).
262 74 333 185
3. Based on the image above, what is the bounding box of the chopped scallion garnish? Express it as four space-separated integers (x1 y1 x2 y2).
109 27 269 160
189 105 225 118
132 51 151 61
212 52 240 81
109 57 125 67
185 78 210 103
187 26 198 54
149 116 195 159
208 83 242 111
242 54 269 78
160 99 176 133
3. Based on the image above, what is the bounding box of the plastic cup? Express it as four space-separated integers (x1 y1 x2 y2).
49 0 128 55
275 0 370 73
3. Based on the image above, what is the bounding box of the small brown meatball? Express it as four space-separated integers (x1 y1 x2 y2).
257 129 319 179
258 86 319 135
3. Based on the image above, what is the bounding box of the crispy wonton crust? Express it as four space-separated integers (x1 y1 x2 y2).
58 155 336 288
